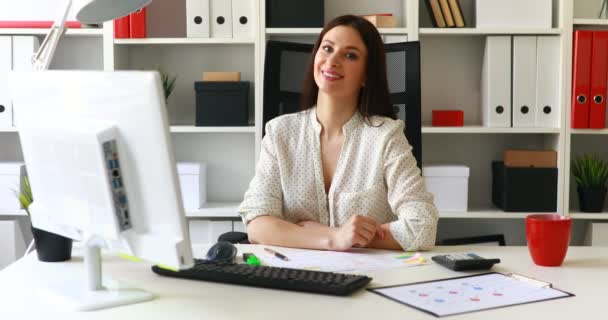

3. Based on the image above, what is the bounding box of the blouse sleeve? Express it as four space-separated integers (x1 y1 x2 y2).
384 121 439 251
237 121 284 225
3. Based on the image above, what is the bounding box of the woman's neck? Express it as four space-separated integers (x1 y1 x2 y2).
315 92 358 139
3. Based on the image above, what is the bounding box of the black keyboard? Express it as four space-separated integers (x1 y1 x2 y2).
151 259 372 296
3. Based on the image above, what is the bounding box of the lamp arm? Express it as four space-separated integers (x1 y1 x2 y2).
32 0 73 71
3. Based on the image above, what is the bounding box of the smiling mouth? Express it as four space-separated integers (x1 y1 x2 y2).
322 70 344 80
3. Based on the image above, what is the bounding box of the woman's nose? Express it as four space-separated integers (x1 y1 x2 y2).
326 54 340 67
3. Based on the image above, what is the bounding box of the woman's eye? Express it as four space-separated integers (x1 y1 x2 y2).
322 45 333 53
346 52 358 60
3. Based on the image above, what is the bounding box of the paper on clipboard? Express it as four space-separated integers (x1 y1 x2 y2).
369 272 574 317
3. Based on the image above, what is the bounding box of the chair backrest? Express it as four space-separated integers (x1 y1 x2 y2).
262 40 422 166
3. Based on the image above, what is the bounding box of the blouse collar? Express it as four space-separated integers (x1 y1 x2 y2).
308 106 363 135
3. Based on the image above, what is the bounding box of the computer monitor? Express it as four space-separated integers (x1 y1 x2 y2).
9 71 194 311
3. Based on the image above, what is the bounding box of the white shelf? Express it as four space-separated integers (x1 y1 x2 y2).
573 19 608 26
569 212 608 220
0 28 103 36
570 129 608 135
185 202 241 218
170 126 255 133
422 126 561 134
0 210 27 217
419 28 562 35
439 208 531 219
114 38 255 45
266 28 408 35
1 126 256 134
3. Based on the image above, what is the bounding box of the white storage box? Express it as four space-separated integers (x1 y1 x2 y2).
584 222 608 246
177 162 207 210
477 0 552 29
0 162 25 212
423 164 470 212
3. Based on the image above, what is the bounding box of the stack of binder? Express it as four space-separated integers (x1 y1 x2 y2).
0 36 39 128
482 35 560 128
572 30 608 129
187 0 253 39
114 7 147 38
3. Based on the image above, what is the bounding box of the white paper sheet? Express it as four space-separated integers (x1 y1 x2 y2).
370 273 573 317
261 248 429 273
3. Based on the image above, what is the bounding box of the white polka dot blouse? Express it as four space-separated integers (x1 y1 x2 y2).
238 107 439 251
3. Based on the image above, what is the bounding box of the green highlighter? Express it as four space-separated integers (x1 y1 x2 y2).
243 253 261 266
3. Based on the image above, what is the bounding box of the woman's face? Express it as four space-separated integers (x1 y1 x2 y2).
313 25 368 100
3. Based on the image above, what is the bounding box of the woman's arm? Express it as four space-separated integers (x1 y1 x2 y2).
247 216 334 250
248 215 385 251
382 121 439 251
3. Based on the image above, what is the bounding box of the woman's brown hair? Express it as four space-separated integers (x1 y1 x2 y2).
300 15 396 121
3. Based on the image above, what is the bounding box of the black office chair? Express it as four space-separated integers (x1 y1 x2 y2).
441 234 507 246
219 40 423 244
262 40 422 166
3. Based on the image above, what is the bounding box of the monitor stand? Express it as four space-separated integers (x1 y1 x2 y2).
37 237 154 311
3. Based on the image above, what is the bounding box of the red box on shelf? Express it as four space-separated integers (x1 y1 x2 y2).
432 110 464 126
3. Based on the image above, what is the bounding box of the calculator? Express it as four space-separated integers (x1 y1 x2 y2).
432 253 500 271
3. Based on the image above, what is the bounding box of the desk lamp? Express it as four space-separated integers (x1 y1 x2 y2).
32 0 151 70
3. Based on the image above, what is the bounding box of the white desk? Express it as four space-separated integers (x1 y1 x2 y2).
0 245 605 319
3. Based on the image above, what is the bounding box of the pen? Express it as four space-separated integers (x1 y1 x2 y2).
264 247 289 261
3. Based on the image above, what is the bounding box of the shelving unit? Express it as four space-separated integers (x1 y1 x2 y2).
114 38 255 45
2 0 607 247
566 0 608 220
419 28 562 35
422 126 561 134
0 28 104 36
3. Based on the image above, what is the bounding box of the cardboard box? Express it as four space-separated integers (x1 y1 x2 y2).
362 15 398 28
202 72 241 82
504 150 557 168
423 164 469 212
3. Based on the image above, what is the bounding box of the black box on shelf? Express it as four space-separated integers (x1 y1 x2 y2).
194 81 249 126
266 0 324 28
492 161 558 212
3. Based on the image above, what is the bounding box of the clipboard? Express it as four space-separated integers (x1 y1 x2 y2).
368 272 574 317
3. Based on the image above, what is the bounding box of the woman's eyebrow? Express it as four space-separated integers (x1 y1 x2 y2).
322 39 362 52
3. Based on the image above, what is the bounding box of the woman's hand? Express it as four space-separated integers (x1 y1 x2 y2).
330 215 385 251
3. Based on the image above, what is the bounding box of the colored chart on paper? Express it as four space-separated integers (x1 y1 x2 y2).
262 248 429 273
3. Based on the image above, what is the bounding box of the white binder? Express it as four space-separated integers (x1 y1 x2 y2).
232 0 253 39
211 0 233 38
12 36 39 71
186 0 210 38
535 36 560 128
0 37 12 127
512 36 537 127
481 36 511 127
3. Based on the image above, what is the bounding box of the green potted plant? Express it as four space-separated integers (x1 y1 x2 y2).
158 68 177 103
572 153 608 212
14 176 72 262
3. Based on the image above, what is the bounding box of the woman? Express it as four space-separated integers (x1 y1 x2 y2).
238 15 438 251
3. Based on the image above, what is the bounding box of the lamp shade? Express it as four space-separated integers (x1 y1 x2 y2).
76 0 151 24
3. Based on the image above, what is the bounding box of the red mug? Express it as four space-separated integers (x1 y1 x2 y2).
526 214 572 267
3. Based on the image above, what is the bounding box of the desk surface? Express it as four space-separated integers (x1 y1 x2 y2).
0 245 605 319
